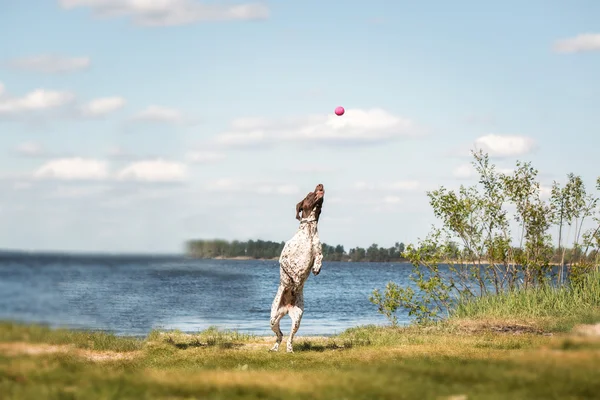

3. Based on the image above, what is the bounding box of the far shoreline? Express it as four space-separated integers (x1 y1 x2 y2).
207 256 410 263
201 257 569 267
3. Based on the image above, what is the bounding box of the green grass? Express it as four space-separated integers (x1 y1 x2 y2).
1 319 600 399
2 350 599 400
148 326 255 350
452 271 600 331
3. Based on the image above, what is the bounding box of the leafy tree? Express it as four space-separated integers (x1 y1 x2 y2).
370 150 600 325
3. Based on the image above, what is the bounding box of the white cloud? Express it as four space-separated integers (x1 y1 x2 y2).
348 196 406 212
288 165 338 173
80 96 126 116
106 146 132 159
382 195 401 204
452 162 513 179
473 134 536 158
33 158 109 181
275 185 299 195
13 182 32 191
116 159 187 182
5 54 91 73
209 179 236 190
185 151 225 164
0 84 74 114
214 108 421 148
453 163 474 179
48 185 110 199
58 0 270 27
206 179 299 195
464 114 496 126
325 197 343 204
215 131 266 148
131 105 184 124
354 180 420 192
553 33 600 53
539 185 552 200
30 155 189 184
388 181 420 191
15 141 44 157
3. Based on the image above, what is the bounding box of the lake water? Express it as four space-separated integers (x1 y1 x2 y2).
0 254 414 337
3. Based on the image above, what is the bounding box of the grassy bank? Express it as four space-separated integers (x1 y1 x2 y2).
450 271 600 332
1 314 600 400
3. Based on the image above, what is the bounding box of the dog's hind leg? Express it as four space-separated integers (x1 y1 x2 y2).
286 290 304 353
269 284 287 352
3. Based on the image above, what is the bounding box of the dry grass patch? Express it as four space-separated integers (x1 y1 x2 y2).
448 318 551 335
0 341 141 363
572 322 600 337
0 342 69 357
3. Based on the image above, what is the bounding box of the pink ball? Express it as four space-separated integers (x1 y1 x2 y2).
334 106 345 116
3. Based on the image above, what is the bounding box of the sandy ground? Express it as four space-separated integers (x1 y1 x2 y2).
0 342 140 362
572 323 600 337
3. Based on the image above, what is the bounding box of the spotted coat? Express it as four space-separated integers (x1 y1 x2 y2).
269 206 323 353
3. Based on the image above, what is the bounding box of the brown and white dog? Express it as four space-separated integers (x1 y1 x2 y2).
269 184 325 352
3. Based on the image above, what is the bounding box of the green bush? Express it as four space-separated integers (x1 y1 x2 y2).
371 150 600 325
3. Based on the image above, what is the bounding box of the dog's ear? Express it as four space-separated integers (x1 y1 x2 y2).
314 198 323 221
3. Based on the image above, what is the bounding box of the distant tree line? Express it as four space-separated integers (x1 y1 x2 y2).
185 239 407 263
186 237 589 266
324 242 406 262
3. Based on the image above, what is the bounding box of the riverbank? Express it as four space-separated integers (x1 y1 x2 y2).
1 315 599 399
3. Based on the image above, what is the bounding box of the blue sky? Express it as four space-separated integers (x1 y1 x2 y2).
0 0 599 253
